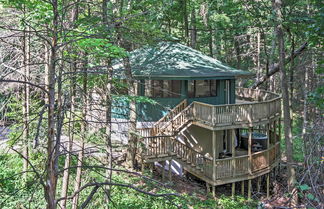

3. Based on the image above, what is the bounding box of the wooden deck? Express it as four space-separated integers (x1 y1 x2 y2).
138 88 281 186
140 135 280 186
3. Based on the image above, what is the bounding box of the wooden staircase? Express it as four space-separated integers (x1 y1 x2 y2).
137 89 282 185
139 99 214 182
141 134 214 182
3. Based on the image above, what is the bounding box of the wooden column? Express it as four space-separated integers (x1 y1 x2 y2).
248 128 252 174
141 159 145 173
168 160 172 181
212 131 217 182
266 173 270 198
212 186 216 198
278 118 281 143
231 129 236 177
257 177 261 193
231 129 236 198
241 181 245 196
248 179 252 199
162 161 165 182
150 162 154 177
206 182 210 195
267 123 270 158
273 120 276 143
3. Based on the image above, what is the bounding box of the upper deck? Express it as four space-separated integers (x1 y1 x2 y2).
139 88 281 136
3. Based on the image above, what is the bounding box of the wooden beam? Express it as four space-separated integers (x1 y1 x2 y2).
241 181 245 196
162 161 165 182
257 177 261 193
248 179 252 199
168 160 172 181
231 129 236 177
248 128 252 174
232 182 235 198
212 131 217 182
212 186 216 198
141 157 145 173
266 173 270 198
267 123 270 165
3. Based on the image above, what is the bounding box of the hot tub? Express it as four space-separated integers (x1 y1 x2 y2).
240 132 268 150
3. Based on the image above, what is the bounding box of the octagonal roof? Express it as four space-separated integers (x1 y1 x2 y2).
113 42 253 80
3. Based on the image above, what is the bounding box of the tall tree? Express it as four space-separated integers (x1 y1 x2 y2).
272 0 297 205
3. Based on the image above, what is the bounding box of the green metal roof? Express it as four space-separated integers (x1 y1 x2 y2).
113 42 253 80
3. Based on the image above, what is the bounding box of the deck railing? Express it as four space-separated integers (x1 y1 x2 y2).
214 142 280 180
151 99 187 135
137 88 281 136
192 88 281 127
141 134 280 181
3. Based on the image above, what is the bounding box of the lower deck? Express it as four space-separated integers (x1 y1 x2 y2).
141 132 280 187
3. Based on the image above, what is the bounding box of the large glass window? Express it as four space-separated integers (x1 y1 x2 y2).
188 80 218 98
145 80 181 98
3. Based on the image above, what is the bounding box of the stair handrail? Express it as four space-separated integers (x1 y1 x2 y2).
155 102 194 136
151 99 187 133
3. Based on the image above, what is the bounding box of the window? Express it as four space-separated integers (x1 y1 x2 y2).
145 80 181 98
188 80 218 98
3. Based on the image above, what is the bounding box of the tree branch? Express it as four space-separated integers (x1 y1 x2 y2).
251 42 308 89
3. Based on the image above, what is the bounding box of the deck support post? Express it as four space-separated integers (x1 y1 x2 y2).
266 173 270 198
278 118 281 144
241 181 245 196
206 182 210 195
168 160 172 181
212 131 216 182
150 162 154 176
141 158 145 173
232 182 235 198
248 128 252 174
161 161 165 182
212 186 216 198
274 120 277 144
231 129 236 176
257 177 261 193
248 179 252 200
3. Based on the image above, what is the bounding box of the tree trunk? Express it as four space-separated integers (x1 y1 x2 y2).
302 62 309 162
273 0 297 205
234 37 241 70
44 1 59 208
124 57 138 168
72 60 88 209
183 0 189 42
104 63 113 204
256 32 261 84
60 2 79 208
102 0 113 205
289 34 295 123
190 8 197 49
22 21 30 181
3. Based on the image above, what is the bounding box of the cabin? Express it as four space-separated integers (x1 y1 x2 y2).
113 42 281 198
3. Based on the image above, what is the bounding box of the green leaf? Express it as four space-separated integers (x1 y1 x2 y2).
306 193 315 200
299 184 310 191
